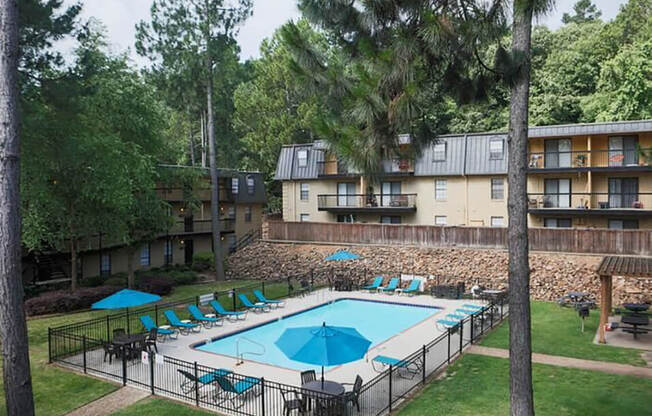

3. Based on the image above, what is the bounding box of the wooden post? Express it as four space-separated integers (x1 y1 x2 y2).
606 277 613 314
598 275 610 344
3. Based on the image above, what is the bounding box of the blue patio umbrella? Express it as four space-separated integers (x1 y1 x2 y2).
275 322 371 387
325 249 360 261
91 289 161 310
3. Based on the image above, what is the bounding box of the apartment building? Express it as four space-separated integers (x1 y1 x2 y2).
274 120 651 229
79 168 266 278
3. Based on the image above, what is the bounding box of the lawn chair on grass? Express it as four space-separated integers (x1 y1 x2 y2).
362 276 383 292
371 355 422 379
139 315 178 341
164 310 201 335
188 304 223 328
253 289 285 308
238 293 271 313
209 300 247 322
214 375 261 408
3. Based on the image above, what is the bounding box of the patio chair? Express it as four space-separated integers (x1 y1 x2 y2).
300 370 316 385
139 315 178 340
342 375 363 412
144 328 158 353
362 276 383 291
381 277 400 294
399 279 421 296
214 375 261 408
209 300 247 321
188 304 223 328
178 368 232 395
253 289 285 308
371 355 422 379
280 389 306 415
112 328 126 339
103 343 118 364
238 293 271 313
436 319 461 332
462 304 488 311
164 310 201 335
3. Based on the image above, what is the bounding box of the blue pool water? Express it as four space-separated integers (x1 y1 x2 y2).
196 299 439 371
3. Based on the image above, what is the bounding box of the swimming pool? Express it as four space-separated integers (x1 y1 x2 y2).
195 298 440 371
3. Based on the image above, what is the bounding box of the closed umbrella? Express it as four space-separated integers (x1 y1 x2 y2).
275 322 371 388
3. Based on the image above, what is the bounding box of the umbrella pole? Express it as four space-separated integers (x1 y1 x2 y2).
321 365 324 389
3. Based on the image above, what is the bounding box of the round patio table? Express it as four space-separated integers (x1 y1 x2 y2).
623 303 650 313
302 380 345 396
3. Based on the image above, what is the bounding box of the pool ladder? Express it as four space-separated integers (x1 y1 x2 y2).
235 336 266 365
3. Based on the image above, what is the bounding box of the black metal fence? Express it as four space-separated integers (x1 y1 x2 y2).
49 287 508 416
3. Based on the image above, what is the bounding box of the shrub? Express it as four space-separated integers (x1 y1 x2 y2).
137 276 174 296
25 286 121 316
192 252 214 272
79 275 105 288
168 270 198 285
103 276 126 287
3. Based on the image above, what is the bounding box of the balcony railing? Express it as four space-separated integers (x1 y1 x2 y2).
317 160 357 176
168 218 235 234
381 158 415 174
317 193 417 211
527 192 651 211
528 148 651 170
155 187 234 202
317 158 414 176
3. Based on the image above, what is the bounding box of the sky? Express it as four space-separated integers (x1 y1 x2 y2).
60 0 627 67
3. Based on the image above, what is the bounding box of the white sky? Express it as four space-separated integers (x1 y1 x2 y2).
59 0 627 67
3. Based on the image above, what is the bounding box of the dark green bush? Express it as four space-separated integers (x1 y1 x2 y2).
192 252 214 272
79 275 105 288
103 274 127 287
137 276 174 296
168 270 198 285
25 286 122 316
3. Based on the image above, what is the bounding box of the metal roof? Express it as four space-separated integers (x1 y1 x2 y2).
274 143 322 180
596 256 652 277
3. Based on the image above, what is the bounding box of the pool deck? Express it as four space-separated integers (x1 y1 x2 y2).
139 289 484 386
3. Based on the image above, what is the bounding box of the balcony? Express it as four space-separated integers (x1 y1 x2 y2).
317 193 417 213
317 160 358 177
381 158 415 175
528 149 651 172
317 158 414 177
527 192 652 216
156 187 233 202
167 218 235 235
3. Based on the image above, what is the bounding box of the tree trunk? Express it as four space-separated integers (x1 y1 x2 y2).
70 239 78 292
0 0 36 413
200 110 207 167
126 245 136 289
188 118 196 167
507 3 535 416
206 62 225 281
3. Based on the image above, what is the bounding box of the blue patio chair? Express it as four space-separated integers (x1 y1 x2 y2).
456 308 482 316
371 355 422 379
463 304 488 311
399 279 421 296
253 290 285 308
381 277 400 294
188 305 223 328
436 318 461 331
362 276 383 291
178 368 231 395
238 293 270 313
209 300 247 321
215 375 261 408
164 310 201 335
139 315 178 340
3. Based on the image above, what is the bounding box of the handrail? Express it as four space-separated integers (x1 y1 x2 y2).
236 336 266 365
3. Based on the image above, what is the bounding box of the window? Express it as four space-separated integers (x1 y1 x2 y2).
544 139 571 168
227 206 235 219
244 206 252 223
246 175 255 195
300 214 310 222
608 136 638 167
100 253 111 277
380 216 401 224
433 142 446 162
490 216 504 227
164 240 173 265
435 179 447 200
608 178 638 209
337 182 357 206
491 178 504 200
140 244 150 266
608 219 638 229
544 178 571 208
300 183 309 200
544 218 572 228
297 149 308 167
434 216 447 226
231 178 239 194
381 181 401 207
337 214 356 223
489 139 504 160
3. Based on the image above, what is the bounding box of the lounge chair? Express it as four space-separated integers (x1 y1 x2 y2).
178 368 231 396
238 293 270 313
463 304 488 311
436 319 461 331
253 289 285 308
362 276 383 291
371 355 422 379
214 375 261 408
456 308 482 316
139 315 178 340
209 300 247 321
188 304 223 328
398 279 421 296
381 277 400 294
164 310 201 335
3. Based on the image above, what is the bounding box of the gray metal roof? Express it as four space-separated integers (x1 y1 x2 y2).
274 143 322 180
464 134 508 175
528 119 652 138
415 136 466 176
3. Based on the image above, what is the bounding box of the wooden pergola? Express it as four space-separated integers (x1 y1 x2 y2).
596 256 652 344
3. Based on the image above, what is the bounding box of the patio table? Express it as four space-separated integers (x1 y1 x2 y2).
623 303 650 313
620 315 649 339
302 380 345 396
112 334 146 360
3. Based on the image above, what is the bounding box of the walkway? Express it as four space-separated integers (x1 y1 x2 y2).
66 386 149 416
468 345 652 379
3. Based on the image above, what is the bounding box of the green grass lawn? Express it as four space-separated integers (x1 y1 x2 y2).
398 354 652 416
111 397 211 415
480 301 646 367
0 279 279 416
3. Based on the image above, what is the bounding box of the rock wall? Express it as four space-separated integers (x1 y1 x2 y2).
226 241 651 305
